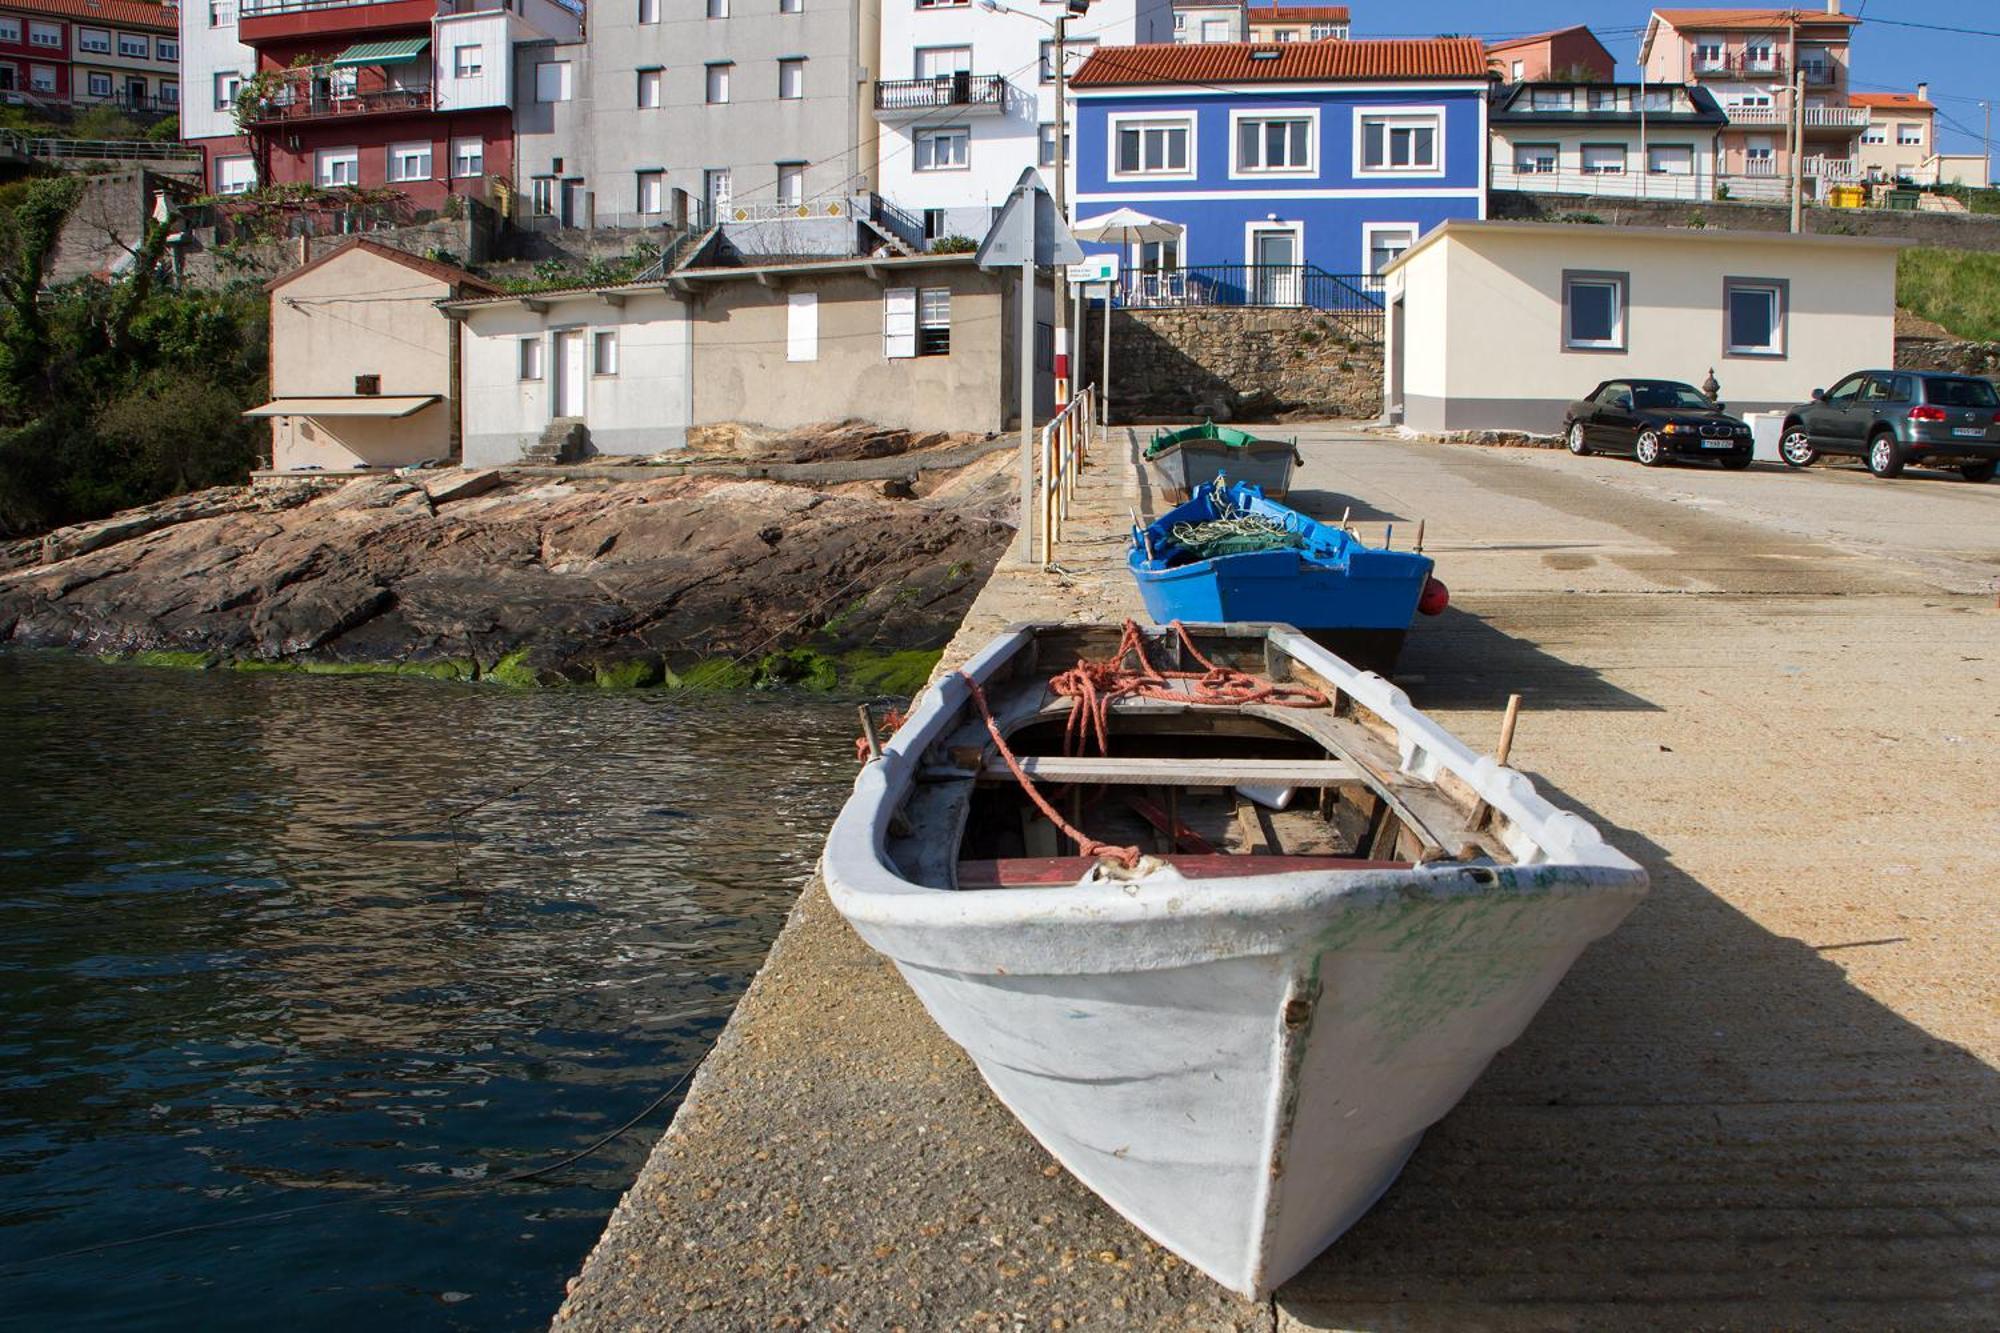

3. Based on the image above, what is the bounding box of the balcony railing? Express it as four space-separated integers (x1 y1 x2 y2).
247 86 432 124
1491 162 1709 201
1116 263 1383 321
874 73 1006 115
242 0 413 17
1723 104 1869 130
1691 53 1785 79
1741 157 1779 177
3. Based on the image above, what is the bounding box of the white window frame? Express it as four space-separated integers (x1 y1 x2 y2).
156 37 177 60
913 126 969 172
1354 106 1446 178
592 330 618 377
28 64 54 93
454 45 483 78
78 27 110 54
160 82 177 106
917 287 951 356
1563 270 1627 352
1723 277 1786 358
1514 142 1558 174
316 147 360 188
1361 222 1418 279
535 60 571 103
1242 219 1304 270
1039 37 1096 84
1896 122 1924 146
1647 143 1694 176
387 140 431 183
1861 125 1886 145
914 45 972 79
1579 142 1628 176
884 287 917 359
707 0 728 16
116 32 146 58
637 169 664 214
0 19 19 42
1037 121 1070 169
778 57 804 101
638 0 659 22
1228 107 1318 179
214 154 255 195
519 337 544 382
452 137 483 178
28 22 59 49
637 67 661 108
214 71 242 110
706 62 731 104
779 0 802 12
86 71 112 98
775 161 804 205
1108 112 1196 180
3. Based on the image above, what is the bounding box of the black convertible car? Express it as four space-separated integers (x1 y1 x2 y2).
1562 379 1754 469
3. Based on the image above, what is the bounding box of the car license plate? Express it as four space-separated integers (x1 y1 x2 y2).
1701 440 1732 449
1952 427 1986 438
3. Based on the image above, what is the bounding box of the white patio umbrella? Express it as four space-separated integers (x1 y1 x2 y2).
1069 209 1185 426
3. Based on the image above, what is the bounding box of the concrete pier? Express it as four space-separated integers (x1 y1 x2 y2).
555 427 2000 1329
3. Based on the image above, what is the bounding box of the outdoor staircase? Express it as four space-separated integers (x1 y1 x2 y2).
521 418 589 466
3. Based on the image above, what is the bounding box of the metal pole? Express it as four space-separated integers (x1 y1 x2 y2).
1638 45 1648 200
1100 282 1111 428
1985 101 1993 188
1019 251 1035 557
1800 63 1816 232
1052 13 1070 408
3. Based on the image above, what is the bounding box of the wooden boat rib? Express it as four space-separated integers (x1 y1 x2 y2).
824 622 1647 1298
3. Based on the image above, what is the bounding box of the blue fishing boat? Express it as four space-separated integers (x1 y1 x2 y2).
1129 478 1446 669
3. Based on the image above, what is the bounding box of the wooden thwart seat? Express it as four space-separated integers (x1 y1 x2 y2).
957 854 1416 890
976 756 1363 787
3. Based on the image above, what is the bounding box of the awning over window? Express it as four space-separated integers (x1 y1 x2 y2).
329 37 431 69
243 395 439 419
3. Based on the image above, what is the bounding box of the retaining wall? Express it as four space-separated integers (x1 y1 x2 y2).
1102 306 1383 422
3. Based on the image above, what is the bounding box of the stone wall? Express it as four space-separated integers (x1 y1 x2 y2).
1099 306 1382 423
1896 335 2000 376
176 213 483 288
1493 189 2000 253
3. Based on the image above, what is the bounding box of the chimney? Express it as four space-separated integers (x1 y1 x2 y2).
1918 81 1930 103
1825 0 1840 13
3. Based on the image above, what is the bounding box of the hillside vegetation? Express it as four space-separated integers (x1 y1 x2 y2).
1898 247 2000 344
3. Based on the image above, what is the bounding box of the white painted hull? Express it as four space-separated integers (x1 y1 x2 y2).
824 624 1647 1298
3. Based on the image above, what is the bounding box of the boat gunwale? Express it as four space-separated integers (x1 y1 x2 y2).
1128 483 1433 583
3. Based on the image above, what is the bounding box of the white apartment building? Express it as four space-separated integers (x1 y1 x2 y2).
179 0 253 157
1172 2 1244 45
875 0 1173 242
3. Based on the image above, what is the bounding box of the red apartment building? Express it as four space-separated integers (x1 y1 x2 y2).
0 0 180 115
0 0 73 104
188 0 579 210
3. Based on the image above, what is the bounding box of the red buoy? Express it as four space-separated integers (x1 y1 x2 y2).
1418 577 1450 616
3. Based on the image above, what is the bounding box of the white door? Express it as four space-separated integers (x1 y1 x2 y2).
704 168 731 218
1251 228 1300 306
555 331 586 417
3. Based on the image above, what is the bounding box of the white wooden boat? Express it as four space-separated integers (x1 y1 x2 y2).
824 622 1646 1299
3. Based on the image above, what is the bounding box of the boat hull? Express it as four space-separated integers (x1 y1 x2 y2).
1146 439 1298 502
823 623 1648 1298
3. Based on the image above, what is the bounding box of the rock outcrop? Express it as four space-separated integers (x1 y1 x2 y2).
0 469 1012 687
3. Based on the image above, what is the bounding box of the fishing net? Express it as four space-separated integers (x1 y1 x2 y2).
1169 514 1303 560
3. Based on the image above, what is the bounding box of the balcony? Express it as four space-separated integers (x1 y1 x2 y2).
873 73 1006 120
1723 104 1869 132
246 85 432 125
1690 53 1785 80
239 0 437 44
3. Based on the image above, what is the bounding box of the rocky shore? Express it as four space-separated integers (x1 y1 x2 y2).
0 446 1015 691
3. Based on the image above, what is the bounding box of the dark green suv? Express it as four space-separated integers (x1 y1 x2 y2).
1779 370 1999 482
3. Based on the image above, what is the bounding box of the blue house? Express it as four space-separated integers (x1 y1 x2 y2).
1068 39 1490 301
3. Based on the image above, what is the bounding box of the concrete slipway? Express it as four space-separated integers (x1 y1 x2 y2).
554 428 2000 1330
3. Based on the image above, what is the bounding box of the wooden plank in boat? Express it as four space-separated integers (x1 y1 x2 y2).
977 756 1363 787
957 854 1416 889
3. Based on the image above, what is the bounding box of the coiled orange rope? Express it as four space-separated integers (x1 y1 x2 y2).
958 621 1331 871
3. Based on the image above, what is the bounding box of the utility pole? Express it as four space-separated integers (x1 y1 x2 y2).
1051 10 1070 408
1985 100 1993 188
1788 63 1805 233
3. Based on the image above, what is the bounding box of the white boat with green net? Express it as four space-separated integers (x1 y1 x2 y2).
1144 421 1301 502
824 621 1649 1298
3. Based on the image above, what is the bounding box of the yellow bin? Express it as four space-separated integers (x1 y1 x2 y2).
1829 184 1866 209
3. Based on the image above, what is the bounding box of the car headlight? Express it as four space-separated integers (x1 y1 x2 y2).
1663 423 1689 433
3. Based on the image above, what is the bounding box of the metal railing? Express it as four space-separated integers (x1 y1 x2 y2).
1039 383 1096 568
249 87 432 124
870 192 928 252
241 0 423 17
1690 53 1785 78
1491 162 1710 201
874 73 1007 114
1114 265 1381 313
1 129 201 166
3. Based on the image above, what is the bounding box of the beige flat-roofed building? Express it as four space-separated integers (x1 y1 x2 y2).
442 253 1041 465
1381 220 1901 435
253 240 499 472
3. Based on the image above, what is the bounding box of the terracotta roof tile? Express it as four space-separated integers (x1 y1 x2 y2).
1650 8 1860 32
0 0 177 31
1070 38 1490 87
1246 6 1352 23
1850 92 1934 111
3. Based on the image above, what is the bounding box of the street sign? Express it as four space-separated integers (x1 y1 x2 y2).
1067 253 1118 286
975 168 1084 270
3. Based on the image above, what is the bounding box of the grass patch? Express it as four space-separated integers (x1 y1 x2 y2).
592 658 665 690
751 648 839 692
1899 247 2000 343
839 647 943 697
483 649 543 688
107 649 214 670
664 658 756 690
233 658 474 680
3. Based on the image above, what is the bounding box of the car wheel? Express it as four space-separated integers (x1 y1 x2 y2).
1634 430 1666 467
1779 427 1817 468
1719 455 1752 471
1566 421 1591 456
1961 460 1997 484
1865 431 1905 478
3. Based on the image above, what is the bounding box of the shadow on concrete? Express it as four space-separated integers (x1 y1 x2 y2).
1392 605 1660 713
1278 792 2000 1326
1282 486 1410 525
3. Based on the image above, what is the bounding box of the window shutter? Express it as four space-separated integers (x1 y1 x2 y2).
883 287 916 359
788 292 818 363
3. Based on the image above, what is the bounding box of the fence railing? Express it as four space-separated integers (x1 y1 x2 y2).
248 87 432 124
870 192 928 252
1115 265 1381 312
1 130 202 166
874 73 1007 114
1039 383 1096 568
1491 162 1710 201
1690 54 1785 79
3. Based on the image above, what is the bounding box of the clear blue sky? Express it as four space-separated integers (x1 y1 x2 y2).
1275 0 1999 156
